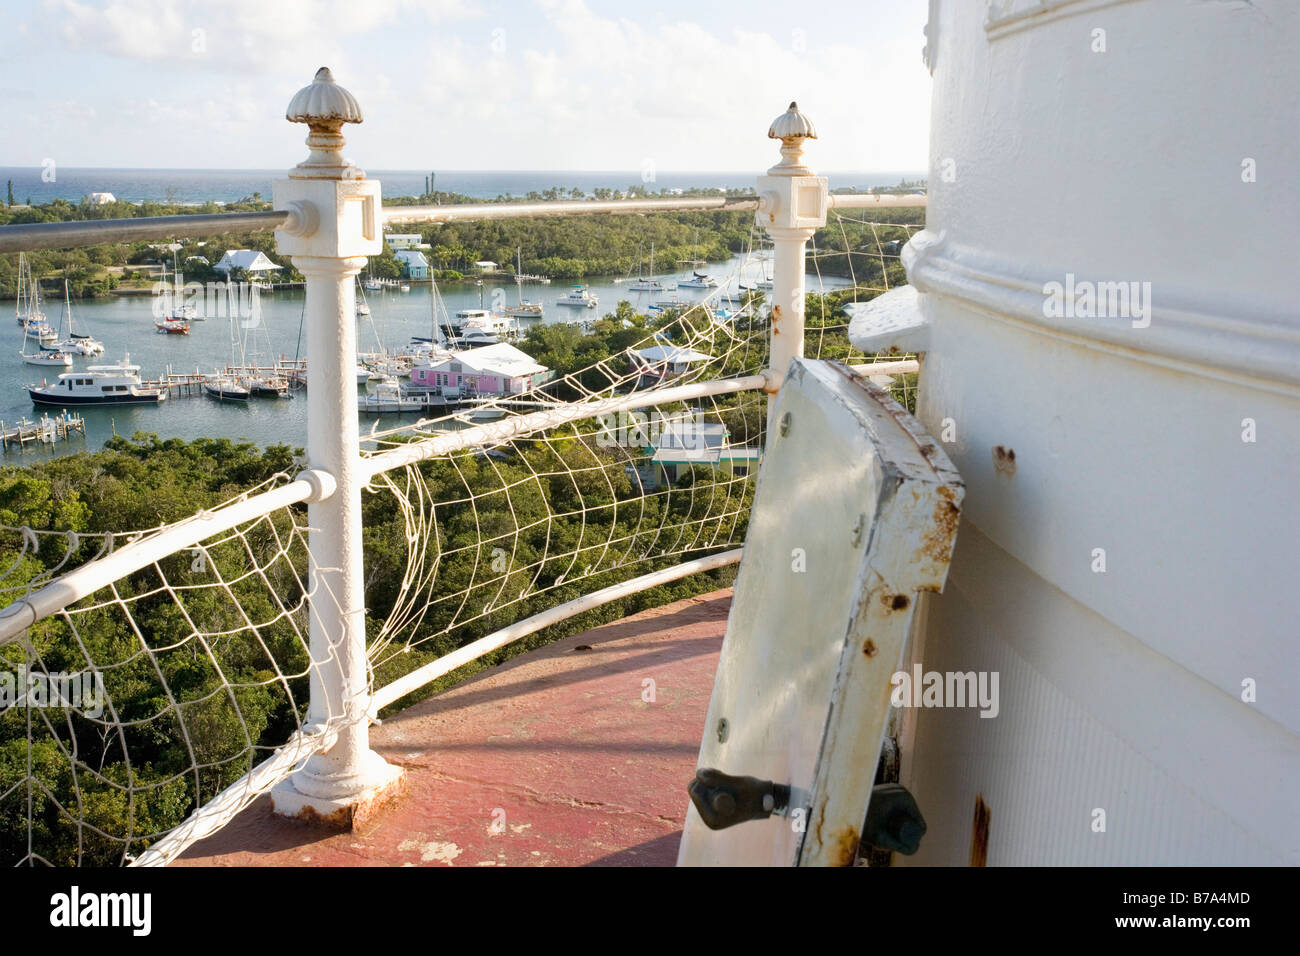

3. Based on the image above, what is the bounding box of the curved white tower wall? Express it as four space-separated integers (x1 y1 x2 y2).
862 0 1299 864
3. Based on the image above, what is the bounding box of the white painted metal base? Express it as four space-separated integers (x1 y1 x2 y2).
271 750 405 829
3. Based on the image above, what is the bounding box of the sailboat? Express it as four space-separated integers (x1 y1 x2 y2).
628 242 664 292
204 293 251 401
15 255 59 344
165 255 200 322
676 230 718 288
403 273 458 367
356 276 371 317
56 280 105 355
20 320 71 367
505 246 544 318
18 271 71 366
241 294 290 398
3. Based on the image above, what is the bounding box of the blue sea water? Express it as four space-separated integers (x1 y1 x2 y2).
0 168 921 206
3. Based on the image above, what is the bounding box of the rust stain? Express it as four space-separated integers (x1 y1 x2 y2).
831 827 860 867
970 794 991 867
913 486 962 571
291 803 356 830
992 445 1017 478
280 774 409 832
862 639 878 657
885 593 910 611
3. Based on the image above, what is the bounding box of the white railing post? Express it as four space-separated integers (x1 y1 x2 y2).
268 68 404 824
756 103 827 412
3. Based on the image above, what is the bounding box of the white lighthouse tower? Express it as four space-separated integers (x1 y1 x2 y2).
853 0 1300 864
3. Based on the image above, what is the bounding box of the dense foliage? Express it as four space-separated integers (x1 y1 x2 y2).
0 401 748 863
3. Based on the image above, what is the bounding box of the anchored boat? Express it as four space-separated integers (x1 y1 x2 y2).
557 284 598 308
28 353 166 405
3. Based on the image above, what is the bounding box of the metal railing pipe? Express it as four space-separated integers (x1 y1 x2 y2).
0 473 325 644
360 373 771 481
0 211 292 253
370 548 744 712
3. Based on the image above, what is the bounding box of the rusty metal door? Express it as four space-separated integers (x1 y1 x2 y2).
677 358 963 866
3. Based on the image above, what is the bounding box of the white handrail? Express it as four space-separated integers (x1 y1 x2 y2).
361 373 772 481
370 548 744 713
128 547 742 866
0 470 334 644
130 723 339 868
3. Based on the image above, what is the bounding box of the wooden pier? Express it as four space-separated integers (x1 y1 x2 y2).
0 412 87 451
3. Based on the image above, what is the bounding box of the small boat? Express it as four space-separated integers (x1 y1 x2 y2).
62 334 105 355
364 278 382 292
505 300 544 319
355 365 371 386
155 318 191 334
557 285 598 309
22 320 59 344
358 381 422 413
627 243 664 292
53 279 105 354
653 296 694 311
203 376 251 402
28 353 166 405
20 296 71 365
677 271 718 289
457 328 500 347
464 404 507 422
356 276 373 317
22 349 72 367
249 376 291 398
399 283 411 293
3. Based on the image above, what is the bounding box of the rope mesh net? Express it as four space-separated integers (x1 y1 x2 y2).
0 210 920 866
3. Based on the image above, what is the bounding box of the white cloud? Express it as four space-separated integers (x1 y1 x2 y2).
43 0 479 73
12 0 930 171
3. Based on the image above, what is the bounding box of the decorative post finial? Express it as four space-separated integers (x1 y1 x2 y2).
286 67 365 180
767 101 818 175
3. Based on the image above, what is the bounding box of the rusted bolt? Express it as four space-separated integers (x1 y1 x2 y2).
850 513 866 547
863 639 878 657
716 718 729 743
778 412 792 436
890 594 909 610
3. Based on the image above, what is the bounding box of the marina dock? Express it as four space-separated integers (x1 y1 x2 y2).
0 411 87 451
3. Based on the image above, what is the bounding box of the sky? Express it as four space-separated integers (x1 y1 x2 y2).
0 0 931 172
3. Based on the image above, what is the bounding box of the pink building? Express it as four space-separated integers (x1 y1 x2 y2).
410 343 552 397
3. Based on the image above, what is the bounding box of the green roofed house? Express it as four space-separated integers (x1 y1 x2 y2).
395 250 430 279
639 411 762 489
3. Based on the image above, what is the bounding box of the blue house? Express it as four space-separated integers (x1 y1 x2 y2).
395 250 430 279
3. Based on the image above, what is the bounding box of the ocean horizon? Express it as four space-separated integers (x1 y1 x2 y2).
0 167 925 206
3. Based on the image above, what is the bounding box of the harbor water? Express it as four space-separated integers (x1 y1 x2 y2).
2 255 854 460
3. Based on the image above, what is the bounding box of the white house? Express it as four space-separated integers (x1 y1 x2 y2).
386 234 422 250
630 343 712 378
473 260 497 272
87 192 116 205
213 249 283 277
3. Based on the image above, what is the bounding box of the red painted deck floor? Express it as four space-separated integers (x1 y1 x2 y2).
177 588 731 867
